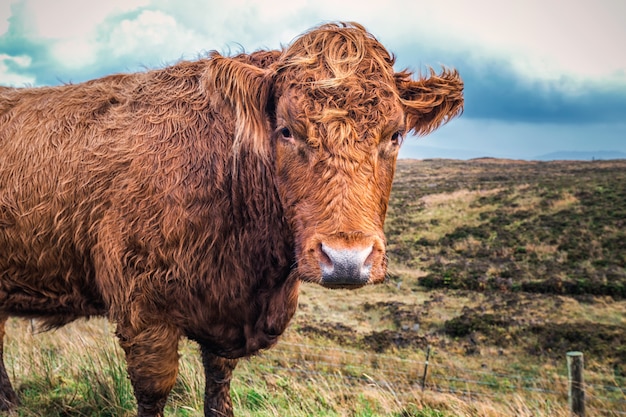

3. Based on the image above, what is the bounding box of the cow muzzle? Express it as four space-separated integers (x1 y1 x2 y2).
305 233 386 288
320 243 373 287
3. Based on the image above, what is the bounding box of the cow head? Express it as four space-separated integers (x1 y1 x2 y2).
205 22 463 288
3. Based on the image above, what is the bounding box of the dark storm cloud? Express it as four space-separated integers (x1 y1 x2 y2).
460 59 626 124
393 44 626 126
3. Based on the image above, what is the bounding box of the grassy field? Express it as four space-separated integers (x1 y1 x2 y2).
2 158 626 416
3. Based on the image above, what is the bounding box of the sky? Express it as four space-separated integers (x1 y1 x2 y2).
1 0 625 160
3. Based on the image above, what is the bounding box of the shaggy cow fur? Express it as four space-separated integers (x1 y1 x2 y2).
0 22 463 416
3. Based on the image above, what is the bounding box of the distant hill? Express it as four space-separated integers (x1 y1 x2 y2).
534 150 626 161
401 146 626 162
400 145 485 160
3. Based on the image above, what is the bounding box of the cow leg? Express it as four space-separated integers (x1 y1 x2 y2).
201 346 238 417
0 315 19 411
116 324 181 417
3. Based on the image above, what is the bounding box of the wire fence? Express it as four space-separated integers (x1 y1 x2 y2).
254 341 626 416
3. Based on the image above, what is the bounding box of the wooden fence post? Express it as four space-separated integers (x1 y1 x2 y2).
421 345 431 391
567 351 585 417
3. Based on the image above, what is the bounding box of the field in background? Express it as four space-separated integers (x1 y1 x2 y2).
2 159 626 416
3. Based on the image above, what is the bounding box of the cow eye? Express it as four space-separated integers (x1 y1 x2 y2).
280 127 292 139
391 131 403 145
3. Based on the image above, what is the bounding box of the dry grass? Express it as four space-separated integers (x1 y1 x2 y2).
409 189 500 242
549 190 579 211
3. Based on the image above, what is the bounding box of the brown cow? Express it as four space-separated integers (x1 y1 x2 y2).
0 22 463 416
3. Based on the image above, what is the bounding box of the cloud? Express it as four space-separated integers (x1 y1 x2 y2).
0 53 35 85
1 0 179 83
3 0 625 85
1 0 625 146
0 0 308 85
460 56 626 124
380 0 626 82
391 40 626 126
101 10 210 65
0 1 15 37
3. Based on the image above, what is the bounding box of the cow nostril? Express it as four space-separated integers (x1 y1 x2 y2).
363 246 377 267
318 243 333 268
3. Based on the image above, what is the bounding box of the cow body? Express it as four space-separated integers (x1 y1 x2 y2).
0 23 463 416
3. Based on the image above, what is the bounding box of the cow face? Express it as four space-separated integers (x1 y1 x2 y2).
271 84 401 288
205 22 463 288
270 23 463 288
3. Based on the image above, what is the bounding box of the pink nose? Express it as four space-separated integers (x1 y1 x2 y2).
319 243 373 288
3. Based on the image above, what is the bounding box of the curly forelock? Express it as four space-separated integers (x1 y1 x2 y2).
273 22 402 145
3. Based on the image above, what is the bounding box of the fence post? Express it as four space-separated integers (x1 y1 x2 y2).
567 351 585 417
421 345 431 391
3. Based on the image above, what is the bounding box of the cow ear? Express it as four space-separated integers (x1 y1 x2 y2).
395 68 464 136
203 53 274 159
